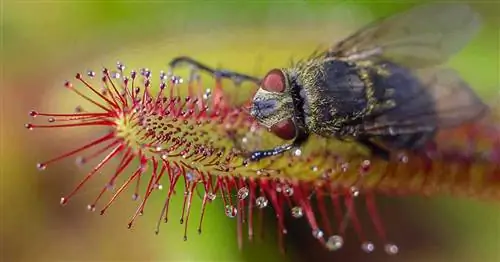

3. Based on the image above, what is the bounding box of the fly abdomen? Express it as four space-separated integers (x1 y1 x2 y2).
362 61 439 150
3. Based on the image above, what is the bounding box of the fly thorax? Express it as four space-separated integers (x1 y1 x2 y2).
251 88 294 129
295 63 340 136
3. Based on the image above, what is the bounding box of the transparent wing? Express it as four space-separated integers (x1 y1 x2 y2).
361 68 489 135
327 3 482 68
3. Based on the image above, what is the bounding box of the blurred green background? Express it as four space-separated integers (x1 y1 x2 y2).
2 0 499 261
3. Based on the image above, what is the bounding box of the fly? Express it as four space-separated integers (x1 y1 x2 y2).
168 3 488 161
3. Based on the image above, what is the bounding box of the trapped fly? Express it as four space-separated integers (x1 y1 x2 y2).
167 3 488 161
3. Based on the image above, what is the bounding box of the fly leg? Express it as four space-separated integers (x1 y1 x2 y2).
247 134 309 162
168 56 261 85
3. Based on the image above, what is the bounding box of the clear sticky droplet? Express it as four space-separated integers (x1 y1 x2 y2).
225 205 237 218
350 186 360 197
360 159 371 173
116 61 125 71
326 235 343 251
111 71 121 79
237 187 249 200
207 192 216 201
361 241 375 253
255 196 268 208
341 162 349 172
159 71 167 80
186 171 194 182
398 153 409 163
171 76 183 84
36 163 47 171
132 193 139 201
283 185 294 196
384 243 399 255
293 148 302 157
87 204 96 212
291 206 303 218
75 156 86 166
106 183 115 191
312 229 324 239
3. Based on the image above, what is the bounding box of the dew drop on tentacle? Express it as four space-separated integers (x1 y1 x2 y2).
64 80 73 88
140 68 151 78
60 197 68 206
87 70 96 78
106 183 115 191
87 204 96 212
132 193 139 201
207 192 216 201
171 75 183 85
225 205 237 218
361 241 375 253
350 186 360 197
237 187 249 200
130 70 137 79
203 89 211 100
116 61 125 72
111 71 121 79
360 159 371 173
282 184 294 196
36 163 47 171
293 148 302 157
291 206 303 218
186 171 195 182
255 196 268 208
384 243 399 255
325 235 343 251
75 156 86 166
398 153 409 163
340 162 349 172
159 70 167 81
312 229 324 239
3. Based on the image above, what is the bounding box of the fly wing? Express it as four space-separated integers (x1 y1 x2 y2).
318 3 487 135
361 68 489 136
418 68 488 126
327 3 482 68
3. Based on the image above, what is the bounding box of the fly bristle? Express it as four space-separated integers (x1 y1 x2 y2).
26 61 500 254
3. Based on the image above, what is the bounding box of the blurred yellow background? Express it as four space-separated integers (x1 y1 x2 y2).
2 0 499 261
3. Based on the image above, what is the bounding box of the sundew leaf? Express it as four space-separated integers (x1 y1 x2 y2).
26 62 500 256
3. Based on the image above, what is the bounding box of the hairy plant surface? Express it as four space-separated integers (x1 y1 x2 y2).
26 62 500 255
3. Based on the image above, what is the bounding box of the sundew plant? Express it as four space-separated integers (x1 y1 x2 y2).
17 1 500 261
26 60 500 254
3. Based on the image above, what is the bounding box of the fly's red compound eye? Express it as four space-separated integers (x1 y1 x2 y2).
270 118 296 140
262 69 286 93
